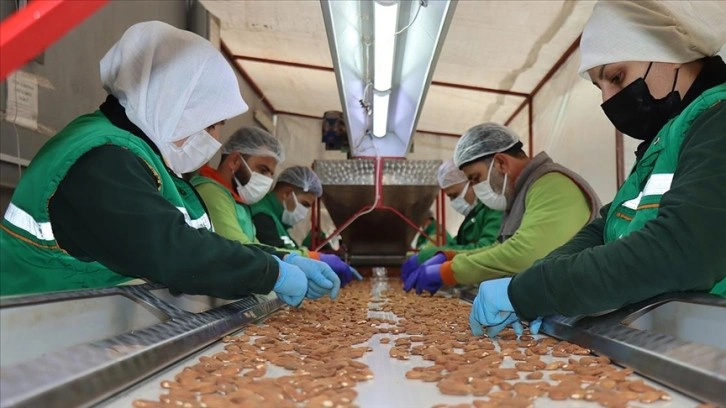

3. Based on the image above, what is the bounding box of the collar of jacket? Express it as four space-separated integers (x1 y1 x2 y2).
198 164 244 204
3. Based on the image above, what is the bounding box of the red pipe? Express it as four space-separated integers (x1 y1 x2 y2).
0 0 109 81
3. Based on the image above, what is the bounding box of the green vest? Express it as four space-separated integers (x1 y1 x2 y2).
191 175 257 241
456 202 501 246
250 192 298 250
604 84 726 295
0 111 212 296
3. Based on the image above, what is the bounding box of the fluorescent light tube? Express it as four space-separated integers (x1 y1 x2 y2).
373 91 390 137
374 1 398 91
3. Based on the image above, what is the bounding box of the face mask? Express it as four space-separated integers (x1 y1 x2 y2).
451 182 475 216
473 164 508 211
601 62 681 142
235 159 273 204
163 130 221 175
281 192 309 226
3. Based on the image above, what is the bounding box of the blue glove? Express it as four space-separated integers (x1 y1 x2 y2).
319 254 353 287
350 267 364 281
285 253 341 300
415 263 443 295
272 258 307 307
401 254 420 282
403 253 446 293
469 277 522 338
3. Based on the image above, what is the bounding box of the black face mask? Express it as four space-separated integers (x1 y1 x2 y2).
601 63 682 141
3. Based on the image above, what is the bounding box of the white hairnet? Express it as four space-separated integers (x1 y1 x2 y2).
221 127 285 163
437 160 468 189
100 21 247 147
277 166 323 197
579 1 726 77
453 123 520 168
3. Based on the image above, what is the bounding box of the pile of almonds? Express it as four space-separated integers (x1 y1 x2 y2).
133 280 687 408
377 286 674 408
134 282 378 408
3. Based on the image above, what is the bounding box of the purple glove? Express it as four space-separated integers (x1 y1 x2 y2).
403 253 447 293
415 263 444 295
401 254 420 283
319 254 353 287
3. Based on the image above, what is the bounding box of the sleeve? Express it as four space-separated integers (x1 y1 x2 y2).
195 182 253 244
449 173 592 285
252 213 288 248
509 103 726 319
535 205 608 262
48 146 279 299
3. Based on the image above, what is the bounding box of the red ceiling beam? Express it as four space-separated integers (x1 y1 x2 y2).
505 34 581 126
221 42 276 113
275 110 322 120
0 0 109 81
431 80 528 98
231 54 335 72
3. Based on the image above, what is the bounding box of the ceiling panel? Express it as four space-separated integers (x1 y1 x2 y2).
237 60 341 117
205 0 594 138
417 85 525 135
202 0 333 67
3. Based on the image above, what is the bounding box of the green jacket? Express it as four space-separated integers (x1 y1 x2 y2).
251 192 301 251
510 84 726 319
415 223 454 249
191 171 296 258
417 202 502 262
447 172 592 284
0 100 279 298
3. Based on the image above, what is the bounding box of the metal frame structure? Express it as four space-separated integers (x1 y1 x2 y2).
0 284 283 408
311 156 445 254
0 0 109 81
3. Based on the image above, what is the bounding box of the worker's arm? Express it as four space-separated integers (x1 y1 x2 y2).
252 213 288 248
445 173 591 285
49 146 278 299
534 205 607 263
195 182 253 244
509 102 726 319
417 207 501 261
195 182 291 258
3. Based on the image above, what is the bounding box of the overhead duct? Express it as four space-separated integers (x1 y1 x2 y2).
320 0 457 157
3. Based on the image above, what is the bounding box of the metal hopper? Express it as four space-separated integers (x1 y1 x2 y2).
312 158 443 266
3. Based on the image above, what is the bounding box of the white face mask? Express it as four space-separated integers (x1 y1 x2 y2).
235 159 273 204
162 130 221 175
451 182 475 216
473 164 508 211
281 192 309 226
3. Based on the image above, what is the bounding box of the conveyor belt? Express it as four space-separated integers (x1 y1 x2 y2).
98 280 705 408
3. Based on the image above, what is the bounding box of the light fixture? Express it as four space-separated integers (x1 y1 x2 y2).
372 90 390 137
373 1 398 92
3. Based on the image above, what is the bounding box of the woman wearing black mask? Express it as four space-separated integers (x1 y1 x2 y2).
469 0 726 338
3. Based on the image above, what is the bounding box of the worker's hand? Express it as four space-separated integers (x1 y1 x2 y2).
400 254 420 282
415 263 444 295
401 253 444 288
469 277 523 338
318 254 353 287
285 253 341 300
272 257 307 307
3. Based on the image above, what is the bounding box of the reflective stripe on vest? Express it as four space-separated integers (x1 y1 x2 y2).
3 203 55 241
621 173 674 210
4 202 211 241
176 207 213 231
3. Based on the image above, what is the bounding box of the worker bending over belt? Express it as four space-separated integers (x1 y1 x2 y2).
252 166 357 286
402 160 502 288
0 22 339 307
471 0 726 338
404 123 601 296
